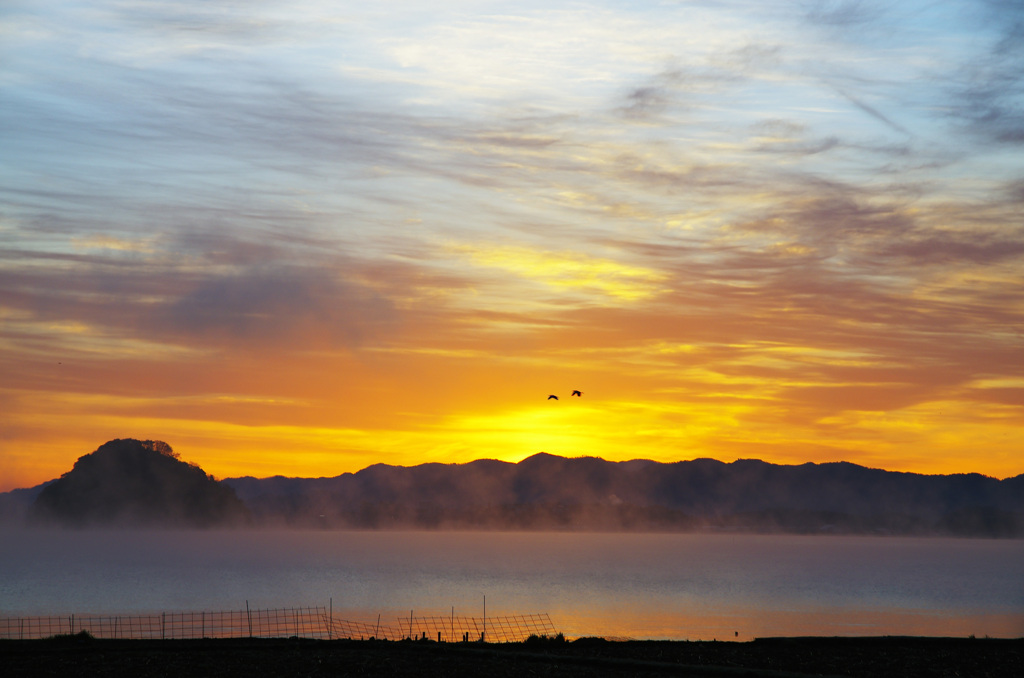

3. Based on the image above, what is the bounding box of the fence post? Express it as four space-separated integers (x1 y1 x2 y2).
161 612 165 640
247 601 252 638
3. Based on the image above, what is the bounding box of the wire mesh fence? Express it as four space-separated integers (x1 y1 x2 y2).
0 607 557 643
391 612 558 643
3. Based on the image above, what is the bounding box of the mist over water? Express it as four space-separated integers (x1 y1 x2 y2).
1 530 1021 640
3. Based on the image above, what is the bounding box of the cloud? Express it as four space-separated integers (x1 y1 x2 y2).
804 1 884 28
619 84 674 121
875 231 1024 266
452 244 670 303
832 88 909 136
156 265 395 349
941 0 1024 145
0 230 400 354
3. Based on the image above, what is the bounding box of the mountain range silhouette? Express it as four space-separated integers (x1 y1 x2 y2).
2 441 1021 535
223 452 1024 535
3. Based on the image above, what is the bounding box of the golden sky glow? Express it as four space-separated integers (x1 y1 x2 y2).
2 0 1023 490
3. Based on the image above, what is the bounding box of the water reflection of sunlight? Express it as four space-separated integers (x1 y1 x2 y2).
3 531 1022 640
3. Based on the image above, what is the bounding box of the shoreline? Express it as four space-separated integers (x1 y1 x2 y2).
3 634 1022 677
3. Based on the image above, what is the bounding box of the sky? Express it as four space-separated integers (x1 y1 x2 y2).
2 0 1023 491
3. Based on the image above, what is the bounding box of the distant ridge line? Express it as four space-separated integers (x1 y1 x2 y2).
2 443 1021 535
222 452 1024 536
236 453 1023 482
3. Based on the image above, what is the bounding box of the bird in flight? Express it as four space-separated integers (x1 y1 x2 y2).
571 390 582 397
547 394 559 400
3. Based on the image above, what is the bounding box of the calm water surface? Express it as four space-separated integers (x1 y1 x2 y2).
1 530 1021 640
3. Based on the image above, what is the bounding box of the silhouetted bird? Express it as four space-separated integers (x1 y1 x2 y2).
547 395 558 400
571 390 582 397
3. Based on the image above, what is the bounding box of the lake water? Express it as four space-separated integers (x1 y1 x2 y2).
1 530 1021 640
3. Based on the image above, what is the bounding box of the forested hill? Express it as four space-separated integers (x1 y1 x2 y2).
223 453 1024 536
27 439 250 527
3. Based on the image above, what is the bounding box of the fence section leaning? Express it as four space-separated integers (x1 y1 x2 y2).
397 612 557 643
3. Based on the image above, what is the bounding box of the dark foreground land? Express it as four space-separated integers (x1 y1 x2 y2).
2 635 1022 677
